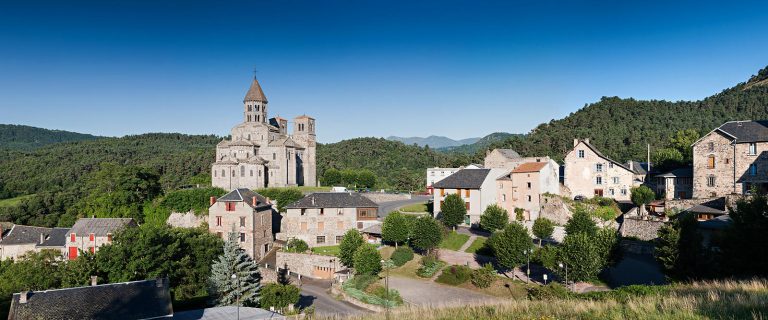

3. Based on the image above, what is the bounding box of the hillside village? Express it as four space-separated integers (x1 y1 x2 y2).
0 71 766 319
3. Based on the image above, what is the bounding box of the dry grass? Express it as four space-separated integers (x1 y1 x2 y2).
314 279 768 320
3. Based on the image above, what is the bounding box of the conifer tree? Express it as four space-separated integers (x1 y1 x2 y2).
209 231 262 307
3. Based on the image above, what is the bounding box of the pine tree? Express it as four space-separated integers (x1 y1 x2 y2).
209 231 262 307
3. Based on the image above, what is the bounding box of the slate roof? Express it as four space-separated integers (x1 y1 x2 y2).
244 77 268 102
361 223 382 235
217 188 272 210
686 204 728 215
511 162 548 173
717 120 768 143
285 192 379 209
699 214 733 230
8 278 173 320
37 228 70 248
654 167 693 178
173 306 285 320
432 169 491 189
626 161 648 175
0 225 52 246
69 218 136 237
495 149 521 159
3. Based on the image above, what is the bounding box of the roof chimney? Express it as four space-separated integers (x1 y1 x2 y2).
210 196 217 206
629 161 634 170
252 196 258 206
19 291 29 304
91 276 98 286
311 197 315 206
573 139 579 147
584 138 590 144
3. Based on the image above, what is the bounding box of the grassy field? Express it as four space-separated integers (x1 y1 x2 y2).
311 245 341 256
439 232 470 251
400 203 428 213
0 194 34 207
463 237 487 253
296 186 332 193
381 246 424 279
329 280 768 320
458 275 528 299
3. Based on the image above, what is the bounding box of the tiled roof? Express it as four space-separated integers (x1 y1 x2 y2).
173 306 285 320
717 120 768 143
511 162 547 173
37 228 70 248
0 225 52 246
285 192 379 209
69 218 136 237
432 169 491 189
217 188 272 210
244 77 268 102
8 278 173 320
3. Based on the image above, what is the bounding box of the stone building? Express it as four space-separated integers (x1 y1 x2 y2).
496 161 560 221
692 120 768 198
653 167 693 200
212 77 317 189
432 168 508 226
67 218 136 260
564 139 645 201
277 193 379 247
0 225 70 260
484 149 556 171
208 188 274 260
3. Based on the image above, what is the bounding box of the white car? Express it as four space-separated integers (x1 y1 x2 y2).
331 186 348 193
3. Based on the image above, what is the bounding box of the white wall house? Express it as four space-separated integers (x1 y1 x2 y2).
564 139 644 201
432 168 508 226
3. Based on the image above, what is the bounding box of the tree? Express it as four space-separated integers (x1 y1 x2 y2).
631 186 655 216
441 194 466 229
514 208 525 222
532 217 554 247
322 168 343 186
669 129 700 162
353 245 382 275
489 222 533 270
382 211 409 247
260 283 300 312
556 233 602 282
410 216 443 253
564 208 597 237
479 204 508 232
338 230 365 268
593 227 620 268
209 231 262 306
721 194 768 277
284 238 309 253
78 163 162 222
61 251 99 288
0 250 63 298
652 148 684 172
356 169 377 189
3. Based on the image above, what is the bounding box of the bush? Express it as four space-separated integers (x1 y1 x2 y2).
471 263 496 288
593 206 619 221
390 247 414 267
435 265 472 285
259 283 300 311
346 274 378 290
284 238 309 253
416 255 445 278
367 283 404 305
256 187 304 212
342 277 403 307
353 244 382 275
527 283 571 300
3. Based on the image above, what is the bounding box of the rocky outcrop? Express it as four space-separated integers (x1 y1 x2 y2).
539 194 573 225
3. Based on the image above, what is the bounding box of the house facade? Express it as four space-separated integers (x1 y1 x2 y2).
496 161 560 221
0 226 69 261
426 164 482 194
564 139 644 201
208 188 274 260
277 193 379 247
692 120 768 198
653 167 693 200
211 77 317 190
432 168 508 226
67 218 136 260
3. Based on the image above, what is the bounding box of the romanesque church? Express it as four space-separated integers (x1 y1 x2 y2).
211 77 317 189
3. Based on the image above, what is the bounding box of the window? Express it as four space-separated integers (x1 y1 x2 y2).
609 188 615 196
241 166 245 177
440 189 445 196
301 222 307 231
232 170 235 176
318 222 324 231
749 143 757 155
527 195 532 202
70 233 76 242
337 221 344 230
596 176 603 185
89 233 95 241
338 209 343 215
502 194 506 202
596 163 603 172
430 171 435 176
239 233 246 242
261 214 265 226
90 247 95 254
226 202 236 211
240 217 246 227
465 189 470 197
250 170 254 177
621 189 627 195
465 202 470 211
272 153 276 160
216 216 222 226
301 208 306 216
319 208 325 215
578 150 585 158
214 170 217 177
612 177 619 184
263 230 267 238
527 182 532 189
317 236 326 244
750 164 757 176
707 156 715 169
336 236 343 244
708 142 714 151
609 163 614 168
221 169 226 177
707 175 716 187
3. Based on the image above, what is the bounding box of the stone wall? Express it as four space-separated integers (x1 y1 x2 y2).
276 251 342 279
362 193 411 203
166 211 206 228
619 217 666 241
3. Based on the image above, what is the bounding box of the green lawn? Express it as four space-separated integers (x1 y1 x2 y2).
297 186 332 193
464 237 488 254
439 232 470 251
0 194 34 208
400 203 428 213
311 245 341 256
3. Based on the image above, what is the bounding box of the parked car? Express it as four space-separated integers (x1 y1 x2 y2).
574 195 585 202
331 186 348 193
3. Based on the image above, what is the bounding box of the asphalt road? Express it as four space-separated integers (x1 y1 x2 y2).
378 195 432 219
297 278 368 317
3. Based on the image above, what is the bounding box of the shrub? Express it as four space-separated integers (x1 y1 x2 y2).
353 244 382 275
256 187 304 212
347 274 378 290
435 265 472 285
367 283 404 305
416 255 445 278
284 238 309 253
342 278 402 307
533 245 558 270
441 194 466 228
527 283 571 300
564 207 597 236
259 283 300 311
471 263 496 288
593 206 619 221
390 247 414 267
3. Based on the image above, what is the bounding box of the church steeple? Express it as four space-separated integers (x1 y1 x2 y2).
243 77 268 123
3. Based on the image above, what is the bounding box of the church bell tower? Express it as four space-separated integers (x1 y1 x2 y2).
243 77 268 123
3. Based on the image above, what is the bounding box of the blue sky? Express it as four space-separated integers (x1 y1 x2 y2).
1 0 767 143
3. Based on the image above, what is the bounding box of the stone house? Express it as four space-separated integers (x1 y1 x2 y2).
432 168 509 226
208 188 274 260
484 148 556 171
496 161 560 221
564 139 644 201
692 120 768 198
653 167 693 200
212 77 317 189
0 225 70 260
426 164 482 194
67 218 136 260
277 192 379 247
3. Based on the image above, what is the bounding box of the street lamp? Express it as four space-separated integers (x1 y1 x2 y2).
381 259 390 320
231 273 240 320
543 273 548 285
523 248 532 284
558 262 568 291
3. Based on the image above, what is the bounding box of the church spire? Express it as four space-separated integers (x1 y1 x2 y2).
243 77 268 103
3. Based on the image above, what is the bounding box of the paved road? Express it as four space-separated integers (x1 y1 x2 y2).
387 276 497 306
378 195 431 219
297 278 369 317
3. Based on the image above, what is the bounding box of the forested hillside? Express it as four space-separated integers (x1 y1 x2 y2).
0 124 101 150
438 132 518 154
479 66 768 163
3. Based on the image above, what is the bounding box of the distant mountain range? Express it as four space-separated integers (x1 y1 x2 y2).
0 124 101 151
386 135 481 149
